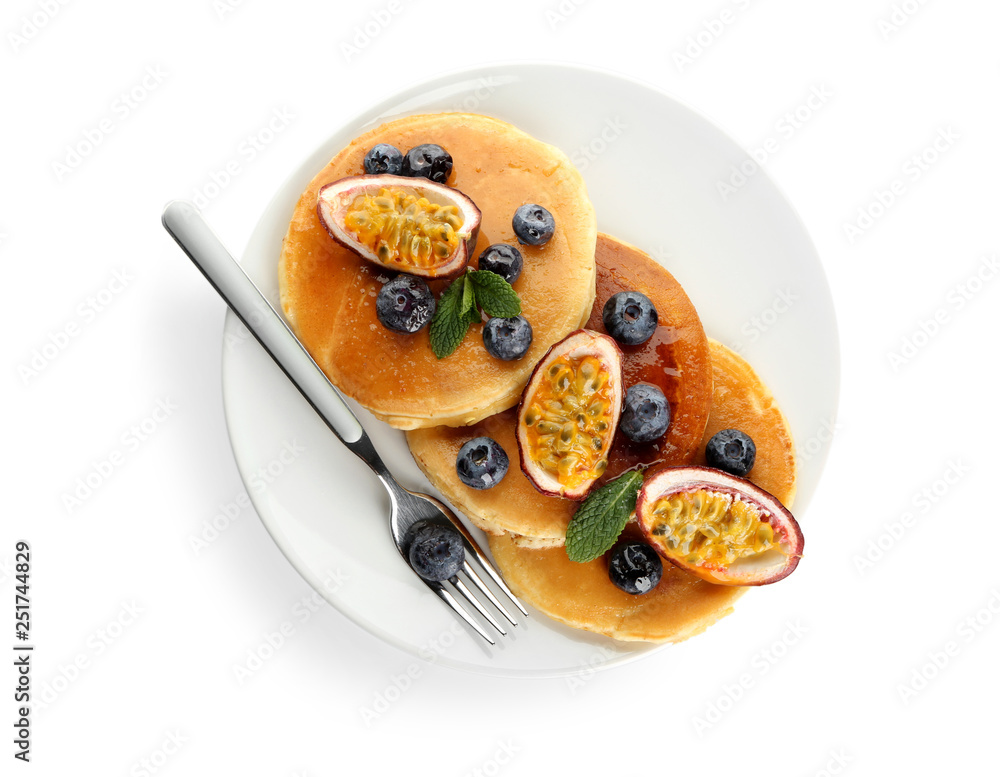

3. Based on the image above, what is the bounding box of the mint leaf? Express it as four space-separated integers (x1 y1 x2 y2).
565 470 644 563
429 277 473 359
467 270 521 318
459 272 475 319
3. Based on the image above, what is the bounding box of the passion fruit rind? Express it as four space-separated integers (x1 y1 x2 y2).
516 329 624 501
635 466 803 586
316 174 481 279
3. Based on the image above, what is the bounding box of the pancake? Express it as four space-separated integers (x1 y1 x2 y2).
696 340 797 507
279 113 597 429
486 342 798 643
406 233 713 543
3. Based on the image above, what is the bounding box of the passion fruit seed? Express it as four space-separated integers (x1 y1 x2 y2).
523 354 614 491
342 187 464 271
648 489 784 567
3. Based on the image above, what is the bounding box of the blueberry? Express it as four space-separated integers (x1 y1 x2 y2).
620 383 671 443
375 275 436 333
602 291 658 345
608 542 663 595
483 315 533 361
477 244 524 284
456 436 509 489
363 143 403 176
408 521 465 582
705 429 756 477
401 143 453 183
512 204 555 246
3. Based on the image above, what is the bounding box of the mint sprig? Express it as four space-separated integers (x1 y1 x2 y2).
429 269 521 359
565 469 645 563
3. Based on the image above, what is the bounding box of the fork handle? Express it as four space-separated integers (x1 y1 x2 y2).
161 200 369 451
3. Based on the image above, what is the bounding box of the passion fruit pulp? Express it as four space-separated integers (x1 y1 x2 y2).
516 330 623 500
635 466 803 586
316 174 481 278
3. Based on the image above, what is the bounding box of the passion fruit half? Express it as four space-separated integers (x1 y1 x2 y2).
516 330 623 500
316 174 481 278
635 466 803 586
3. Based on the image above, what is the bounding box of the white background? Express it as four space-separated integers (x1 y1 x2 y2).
4 0 998 774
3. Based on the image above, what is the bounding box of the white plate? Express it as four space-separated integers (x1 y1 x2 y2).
220 63 839 678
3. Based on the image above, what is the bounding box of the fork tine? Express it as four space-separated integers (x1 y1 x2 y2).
465 546 529 617
461 560 519 627
432 585 496 645
453 576 507 637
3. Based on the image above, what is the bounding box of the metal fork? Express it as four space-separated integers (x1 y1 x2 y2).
161 200 527 645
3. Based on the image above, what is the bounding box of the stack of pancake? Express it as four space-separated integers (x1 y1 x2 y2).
279 113 797 643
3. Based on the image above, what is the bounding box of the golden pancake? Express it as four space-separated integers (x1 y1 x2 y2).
486 342 798 643
279 113 597 429
405 233 713 543
696 340 797 508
